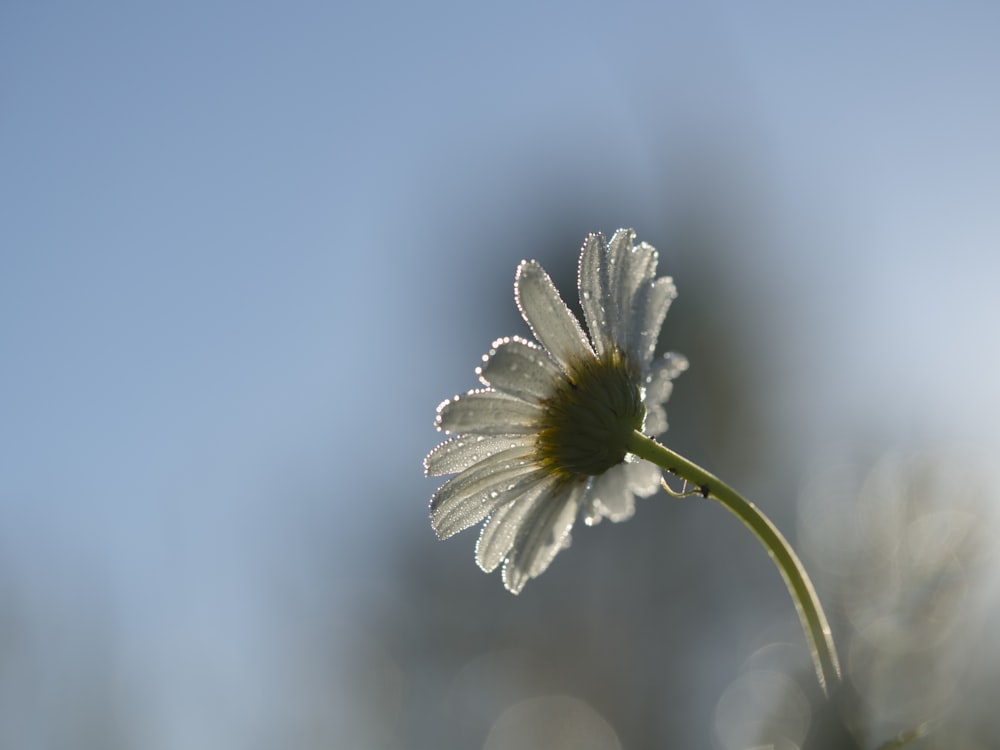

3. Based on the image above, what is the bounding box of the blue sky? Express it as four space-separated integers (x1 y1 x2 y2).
2 1 999 747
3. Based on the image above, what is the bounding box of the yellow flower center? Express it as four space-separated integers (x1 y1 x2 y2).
536 349 646 479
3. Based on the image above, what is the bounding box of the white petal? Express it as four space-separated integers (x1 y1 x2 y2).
476 336 561 402
581 493 601 526
424 435 535 477
623 458 662 497
646 376 673 408
644 404 667 435
432 469 546 540
646 352 689 403
604 229 637 346
632 276 677 367
630 242 659 292
578 232 611 356
641 352 686 436
436 390 543 435
475 476 556 572
501 482 584 594
515 260 594 372
585 465 635 524
618 240 659 353
430 450 542 539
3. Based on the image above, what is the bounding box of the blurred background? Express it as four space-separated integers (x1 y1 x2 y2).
2 1 999 748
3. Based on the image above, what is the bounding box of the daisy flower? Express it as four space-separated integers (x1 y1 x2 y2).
424 229 687 593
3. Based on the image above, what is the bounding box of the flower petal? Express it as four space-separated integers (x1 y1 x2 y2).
475 475 556 572
603 229 636 346
515 260 594 372
430 449 542 539
433 469 547 540
646 351 689 404
584 465 635 524
424 435 536 477
632 276 677 367
501 482 584 594
578 232 611 356
644 403 667 435
617 239 658 354
623 458 662 498
436 390 543 435
476 336 561 402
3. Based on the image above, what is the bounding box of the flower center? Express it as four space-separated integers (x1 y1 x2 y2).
536 349 646 479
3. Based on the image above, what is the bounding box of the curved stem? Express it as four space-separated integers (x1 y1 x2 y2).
626 430 842 695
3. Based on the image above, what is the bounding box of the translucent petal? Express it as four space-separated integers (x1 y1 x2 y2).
431 445 535 513
581 493 601 526
515 260 594 372
586 465 635 523
646 377 673 409
604 228 636 346
623 458 662 497
631 242 660 290
646 351 689 404
432 469 544 540
644 403 667 435
424 435 535 477
436 390 543 435
501 482 584 594
430 450 542 539
476 336 561 402
474 476 556 572
578 232 611 356
632 276 678 367
618 240 659 353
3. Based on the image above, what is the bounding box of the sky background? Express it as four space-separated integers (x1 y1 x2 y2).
2 2 999 748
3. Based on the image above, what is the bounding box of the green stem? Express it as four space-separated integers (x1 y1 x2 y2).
626 430 842 695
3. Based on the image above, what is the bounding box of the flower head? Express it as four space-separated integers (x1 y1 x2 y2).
425 229 687 593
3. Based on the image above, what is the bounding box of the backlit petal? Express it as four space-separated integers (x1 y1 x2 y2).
515 260 594 372
431 450 542 539
623 458 661 498
632 276 677 367
436 390 543 435
475 476 556 572
476 336 561 402
585 465 635 524
424 435 535 477
618 239 658 353
603 229 634 346
644 403 667 435
501 482 584 594
646 352 689 404
578 232 611 355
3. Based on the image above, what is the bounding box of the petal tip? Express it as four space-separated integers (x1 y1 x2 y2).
500 560 526 595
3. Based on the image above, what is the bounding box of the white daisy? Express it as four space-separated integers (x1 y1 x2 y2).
425 229 688 593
